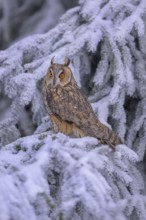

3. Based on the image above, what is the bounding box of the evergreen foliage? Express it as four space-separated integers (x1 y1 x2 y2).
0 0 146 219
0 0 78 49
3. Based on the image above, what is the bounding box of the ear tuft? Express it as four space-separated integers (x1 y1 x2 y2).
64 57 70 66
51 56 55 65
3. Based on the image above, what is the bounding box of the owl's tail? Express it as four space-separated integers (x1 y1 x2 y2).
94 121 123 149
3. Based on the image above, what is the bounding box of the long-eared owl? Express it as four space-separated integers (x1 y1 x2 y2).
43 57 123 149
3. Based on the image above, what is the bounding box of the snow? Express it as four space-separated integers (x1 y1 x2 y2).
0 132 143 219
0 0 146 219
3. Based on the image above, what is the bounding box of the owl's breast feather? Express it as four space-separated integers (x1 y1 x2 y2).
47 87 65 114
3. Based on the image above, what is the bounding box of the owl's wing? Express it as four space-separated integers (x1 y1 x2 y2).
53 86 97 132
48 86 122 147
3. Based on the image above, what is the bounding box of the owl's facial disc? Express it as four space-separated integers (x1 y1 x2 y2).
47 63 72 88
50 68 63 87
48 66 63 87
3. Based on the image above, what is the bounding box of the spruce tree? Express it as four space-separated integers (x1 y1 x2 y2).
0 0 146 219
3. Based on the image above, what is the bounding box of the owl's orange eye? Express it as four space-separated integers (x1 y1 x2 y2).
49 71 53 77
59 73 65 79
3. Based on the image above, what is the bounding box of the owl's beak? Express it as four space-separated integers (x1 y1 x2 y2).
53 77 57 87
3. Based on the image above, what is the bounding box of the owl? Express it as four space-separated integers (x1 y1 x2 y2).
43 57 123 149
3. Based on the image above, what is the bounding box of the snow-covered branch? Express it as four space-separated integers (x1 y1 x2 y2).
0 0 146 219
0 133 143 220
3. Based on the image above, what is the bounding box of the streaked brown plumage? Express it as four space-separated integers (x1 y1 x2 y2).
43 57 123 149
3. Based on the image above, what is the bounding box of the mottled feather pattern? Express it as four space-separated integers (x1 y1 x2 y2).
43 58 123 149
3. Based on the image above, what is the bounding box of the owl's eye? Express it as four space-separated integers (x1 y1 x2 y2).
59 73 65 79
49 71 53 77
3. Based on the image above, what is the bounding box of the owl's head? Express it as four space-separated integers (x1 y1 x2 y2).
46 57 73 88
